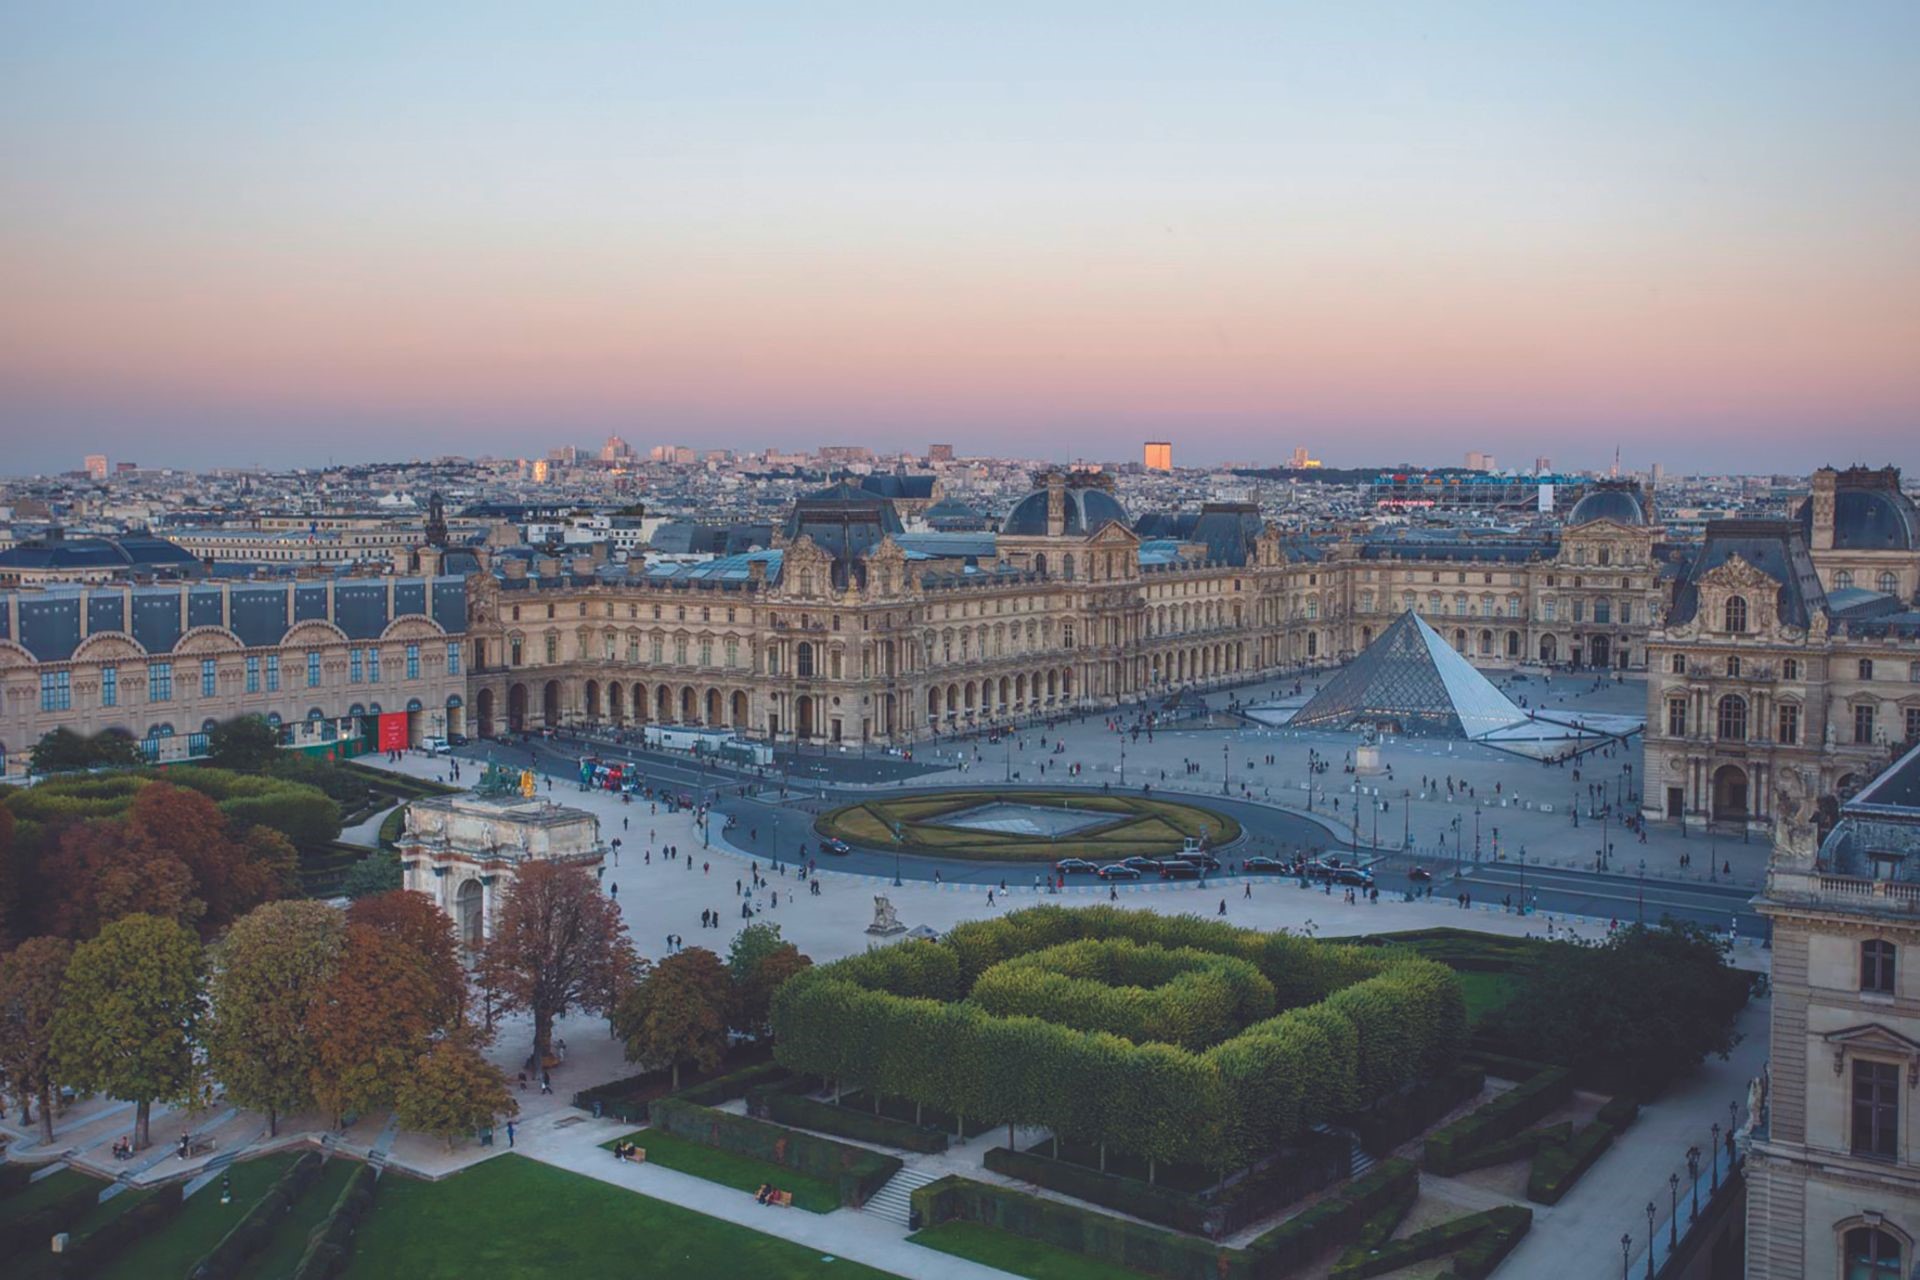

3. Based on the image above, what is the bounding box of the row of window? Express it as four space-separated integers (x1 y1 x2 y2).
1670 696 1920 745
1668 651 1920 684
1832 570 1903 594
36 643 459 712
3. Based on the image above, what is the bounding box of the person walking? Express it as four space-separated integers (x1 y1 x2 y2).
506 1120 516 1148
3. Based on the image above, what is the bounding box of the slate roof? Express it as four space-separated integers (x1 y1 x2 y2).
1666 519 1828 630
1001 484 1129 537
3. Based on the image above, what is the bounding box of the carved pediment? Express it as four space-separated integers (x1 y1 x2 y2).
1824 1022 1920 1085
174 626 245 655
1700 554 1779 594
1088 521 1141 547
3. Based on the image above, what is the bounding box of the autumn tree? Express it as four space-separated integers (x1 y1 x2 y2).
613 948 732 1088
306 923 444 1127
39 817 197 939
0 936 73 1143
395 1034 518 1151
51 914 204 1151
348 890 468 1030
479 861 634 1070
206 900 345 1136
726 924 811 1038
122 783 287 933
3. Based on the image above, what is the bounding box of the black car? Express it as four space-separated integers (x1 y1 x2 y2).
1302 860 1339 880
447 733 469 747
1121 856 1161 873
1242 855 1287 873
1097 864 1142 881
1408 866 1433 882
1054 858 1100 875
1159 861 1203 880
1332 866 1375 887
1180 851 1222 872
821 837 852 855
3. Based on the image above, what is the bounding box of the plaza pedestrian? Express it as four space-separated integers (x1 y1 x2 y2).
507 1120 515 1147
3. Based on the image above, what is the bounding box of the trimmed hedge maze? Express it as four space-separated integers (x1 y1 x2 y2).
815 791 1242 860
771 906 1466 1174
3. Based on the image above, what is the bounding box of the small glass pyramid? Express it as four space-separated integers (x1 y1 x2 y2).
1291 611 1531 740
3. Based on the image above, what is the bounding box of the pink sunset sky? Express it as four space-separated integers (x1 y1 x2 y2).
2 4 1917 473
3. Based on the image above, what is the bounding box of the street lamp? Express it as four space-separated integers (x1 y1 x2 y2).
1709 1124 1721 1191
1637 858 1646 924
1222 740 1230 796
1668 1172 1679 1248
1686 1146 1701 1222
1645 1202 1656 1279
1620 1233 1632 1280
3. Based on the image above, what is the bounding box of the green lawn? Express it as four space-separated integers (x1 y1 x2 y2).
243 1156 358 1279
1455 970 1523 1025
911 1221 1142 1280
600 1129 841 1213
95 1153 298 1280
343 1154 898 1279
0 1168 104 1226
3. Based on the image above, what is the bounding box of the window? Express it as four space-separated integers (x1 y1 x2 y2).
101 665 118 707
1668 698 1688 737
545 633 558 663
1723 595 1748 632
446 642 460 676
350 650 363 683
1908 707 1920 745
1726 655 1742 678
1852 1059 1900 1159
201 659 217 697
1594 599 1611 624
1671 653 1687 675
1860 659 1875 681
1571 599 1585 623
1856 703 1877 744
1620 601 1632 624
1778 703 1800 745
726 639 739 668
368 648 380 682
406 643 420 680
796 643 814 678
1543 599 1557 622
149 662 173 701
674 636 688 665
246 655 261 693
1784 658 1800 680
510 637 524 666
1862 940 1897 994
700 639 713 667
1844 1225 1903 1280
40 670 72 712
1880 572 1900 595
307 652 321 687
650 635 663 663
1836 570 1855 590
1717 695 1747 742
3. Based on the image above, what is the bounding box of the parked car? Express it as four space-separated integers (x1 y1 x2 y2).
1242 855 1287 873
446 733 469 747
1180 851 1222 872
1408 865 1433 882
1053 858 1101 875
1332 866 1375 888
1097 864 1142 881
821 837 852 855
1158 861 1203 880
1302 860 1339 881
1120 856 1161 873
421 736 450 755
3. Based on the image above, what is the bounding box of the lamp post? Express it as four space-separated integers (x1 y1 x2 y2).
1222 739 1230 796
1637 858 1646 924
1668 1172 1679 1248
1686 1146 1701 1222
1403 790 1411 850
1474 801 1482 862
1645 1202 1656 1279
1709 1124 1721 1191
1620 1233 1632 1280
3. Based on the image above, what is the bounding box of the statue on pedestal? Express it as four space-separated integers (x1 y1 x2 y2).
866 895 905 936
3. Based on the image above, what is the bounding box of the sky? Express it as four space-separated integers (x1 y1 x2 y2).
2 2 1917 475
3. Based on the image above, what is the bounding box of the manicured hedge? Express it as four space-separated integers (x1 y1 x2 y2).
572 1043 776 1122
972 939 1278 1050
649 1097 901 1208
189 1151 324 1279
984 1146 1204 1232
0 1180 101 1257
1462 1049 1554 1082
911 1175 1253 1280
1351 1063 1485 1156
51 1183 185 1278
1597 1095 1639 1128
1423 1067 1571 1175
678 1061 792 1107
1244 1158 1417 1275
1528 1120 1615 1204
1330 1205 1532 1280
291 1161 380 1280
764 1092 949 1153
1333 1180 1418 1272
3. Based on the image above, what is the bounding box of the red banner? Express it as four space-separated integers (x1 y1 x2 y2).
377 711 410 752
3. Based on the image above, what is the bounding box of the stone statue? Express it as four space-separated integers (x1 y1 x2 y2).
866 895 905 936
1773 766 1821 865
1742 1073 1765 1139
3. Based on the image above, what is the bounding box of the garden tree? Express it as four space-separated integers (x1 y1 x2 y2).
725 923 811 1038
0 806 18 948
40 817 198 939
349 890 469 1030
340 849 402 899
206 901 346 1136
1484 920 1752 1097
394 1033 518 1151
122 783 289 933
51 914 205 1151
612 948 731 1089
0 936 73 1142
206 716 281 774
478 861 634 1069
30 727 141 775
306 923 443 1126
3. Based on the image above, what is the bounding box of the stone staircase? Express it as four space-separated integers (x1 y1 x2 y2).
1311 1123 1374 1178
864 1167 940 1227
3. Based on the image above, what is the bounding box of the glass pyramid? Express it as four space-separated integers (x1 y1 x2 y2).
1291 611 1532 740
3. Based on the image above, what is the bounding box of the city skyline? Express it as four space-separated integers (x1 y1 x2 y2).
3 4 1917 473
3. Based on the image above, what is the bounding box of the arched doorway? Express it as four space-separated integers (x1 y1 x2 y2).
584 680 600 721
1589 636 1611 668
456 879 484 950
680 687 698 723
507 683 528 732
731 691 749 726
607 681 624 724
541 681 562 727
795 695 815 739
476 687 496 738
1711 765 1749 823
656 685 672 721
632 686 648 723
1539 634 1558 663
706 688 723 725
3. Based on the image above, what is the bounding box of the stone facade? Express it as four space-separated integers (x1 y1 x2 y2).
397 791 604 948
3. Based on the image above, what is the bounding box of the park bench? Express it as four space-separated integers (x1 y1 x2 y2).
769 1190 793 1208
179 1136 216 1159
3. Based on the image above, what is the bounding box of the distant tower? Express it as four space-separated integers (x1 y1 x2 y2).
425 491 449 548
83 454 109 481
1144 442 1173 472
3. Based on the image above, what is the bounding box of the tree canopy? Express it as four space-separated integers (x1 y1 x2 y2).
0 935 73 1143
614 948 731 1089
479 861 634 1067
395 1034 517 1151
206 716 283 774
206 900 346 1135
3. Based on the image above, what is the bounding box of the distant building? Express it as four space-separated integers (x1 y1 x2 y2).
0 529 200 587
531 460 552 484
928 444 954 463
1465 451 1498 473
1144 442 1173 472
1288 446 1322 470
1533 456 1553 475
819 445 875 464
83 455 109 481
600 435 633 461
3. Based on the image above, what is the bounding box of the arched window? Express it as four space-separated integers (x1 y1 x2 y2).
1835 570 1855 590
1717 695 1748 742
1844 1226 1903 1279
1723 595 1748 632
1880 571 1899 595
1861 940 1897 994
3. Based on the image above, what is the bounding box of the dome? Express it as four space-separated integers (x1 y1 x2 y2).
1795 491 1917 551
781 482 904 564
1001 484 1131 537
1566 489 1646 527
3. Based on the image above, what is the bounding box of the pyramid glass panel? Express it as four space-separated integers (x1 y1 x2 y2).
1291 611 1531 740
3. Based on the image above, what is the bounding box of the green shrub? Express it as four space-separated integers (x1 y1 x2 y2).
764 1092 949 1153
1462 1049 1553 1081
1336 1181 1418 1267
984 1146 1201 1231
1245 1158 1418 1274
377 808 407 848
1597 1095 1640 1128
1527 1121 1616 1204
189 1151 324 1280
648 1097 901 1208
572 1046 776 1122
292 1161 379 1280
677 1061 792 1106
911 1175 1253 1280
51 1183 185 1277
1330 1205 1531 1280
1424 1067 1571 1175
1351 1063 1485 1155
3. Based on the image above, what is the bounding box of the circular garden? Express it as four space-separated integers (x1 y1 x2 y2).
815 790 1242 861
